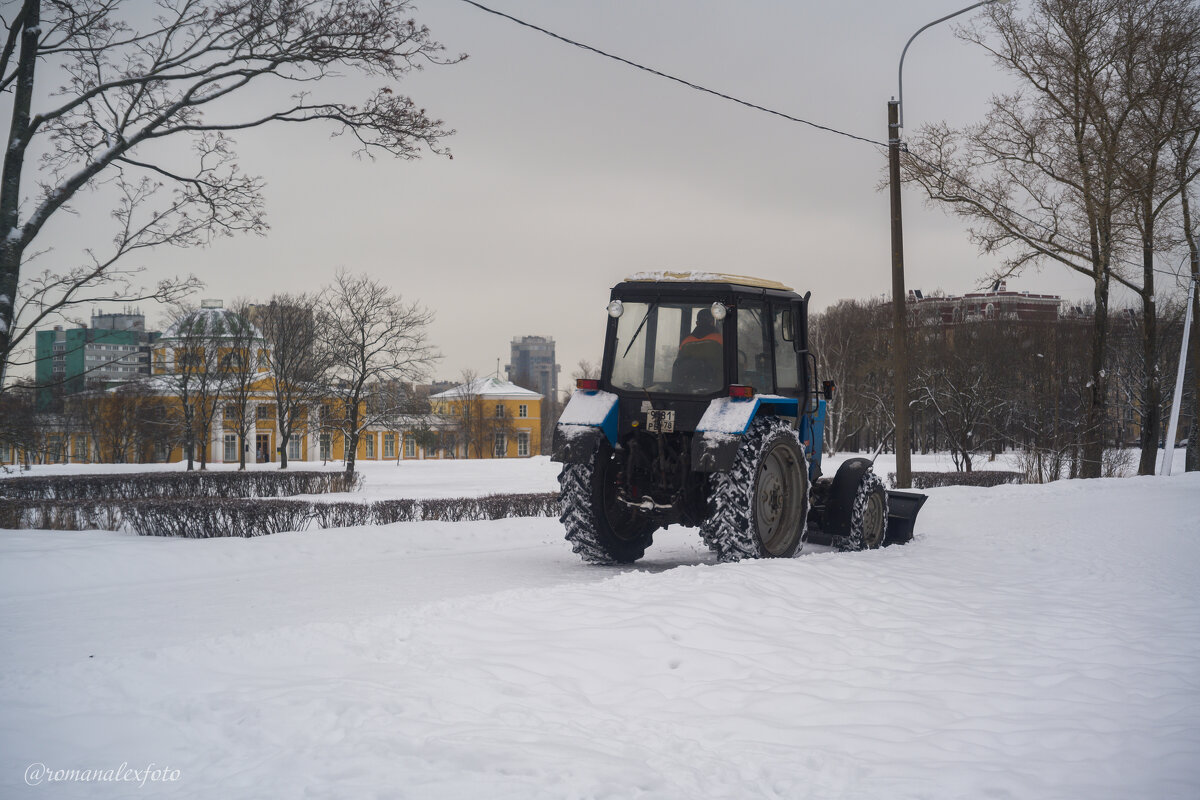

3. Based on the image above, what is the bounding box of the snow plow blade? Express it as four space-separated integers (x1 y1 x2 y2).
884 491 927 545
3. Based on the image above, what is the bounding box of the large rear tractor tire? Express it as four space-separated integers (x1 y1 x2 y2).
559 446 656 565
701 418 809 563
839 471 889 552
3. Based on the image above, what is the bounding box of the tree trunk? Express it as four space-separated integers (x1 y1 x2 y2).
1137 250 1160 475
278 422 289 469
184 404 195 471
1135 188 1161 476
344 403 359 477
1082 275 1110 478
0 0 39 389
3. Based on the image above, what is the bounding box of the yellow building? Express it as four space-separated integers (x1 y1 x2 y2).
430 377 543 458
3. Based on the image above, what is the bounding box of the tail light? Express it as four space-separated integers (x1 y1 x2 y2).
576 379 601 391
729 385 754 400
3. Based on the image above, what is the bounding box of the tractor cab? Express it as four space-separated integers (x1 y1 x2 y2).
605 272 808 400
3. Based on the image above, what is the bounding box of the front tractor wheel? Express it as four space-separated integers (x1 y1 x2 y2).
702 418 809 563
559 448 655 565
840 471 889 552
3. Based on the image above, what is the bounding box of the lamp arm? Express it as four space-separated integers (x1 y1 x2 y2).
897 0 999 133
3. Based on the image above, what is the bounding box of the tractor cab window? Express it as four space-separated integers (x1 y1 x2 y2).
736 302 772 391
773 306 800 391
610 301 725 395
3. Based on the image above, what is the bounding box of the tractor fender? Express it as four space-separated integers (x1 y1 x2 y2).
551 389 618 463
691 395 799 472
822 457 875 538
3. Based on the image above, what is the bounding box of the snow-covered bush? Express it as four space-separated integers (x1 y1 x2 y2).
0 471 361 501
0 492 560 535
891 471 1024 489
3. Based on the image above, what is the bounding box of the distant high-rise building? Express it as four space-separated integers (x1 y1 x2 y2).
34 309 160 408
505 335 559 401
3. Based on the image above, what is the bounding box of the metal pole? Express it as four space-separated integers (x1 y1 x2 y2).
1161 275 1197 476
888 99 912 489
888 1 998 488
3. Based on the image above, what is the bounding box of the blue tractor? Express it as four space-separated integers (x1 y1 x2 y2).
552 272 926 564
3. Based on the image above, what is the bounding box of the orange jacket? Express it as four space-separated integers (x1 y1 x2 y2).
680 332 723 347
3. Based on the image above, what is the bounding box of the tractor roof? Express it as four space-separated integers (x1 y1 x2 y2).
623 271 794 292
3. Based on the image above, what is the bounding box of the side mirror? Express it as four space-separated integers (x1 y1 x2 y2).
822 380 836 400
780 310 795 343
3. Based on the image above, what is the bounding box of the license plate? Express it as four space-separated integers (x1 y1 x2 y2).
646 409 675 433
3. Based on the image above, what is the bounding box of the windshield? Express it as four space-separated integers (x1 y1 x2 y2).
609 301 725 395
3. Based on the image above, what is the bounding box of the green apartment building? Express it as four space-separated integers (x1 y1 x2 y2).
34 312 160 408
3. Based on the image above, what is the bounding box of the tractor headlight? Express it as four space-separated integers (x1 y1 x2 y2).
711 302 727 321
607 300 624 318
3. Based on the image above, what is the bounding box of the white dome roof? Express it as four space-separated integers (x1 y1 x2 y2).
163 307 261 341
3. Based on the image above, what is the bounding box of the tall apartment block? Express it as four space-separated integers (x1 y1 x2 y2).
505 335 560 402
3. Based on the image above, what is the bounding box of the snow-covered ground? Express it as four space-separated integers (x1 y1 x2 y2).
2 455 1199 798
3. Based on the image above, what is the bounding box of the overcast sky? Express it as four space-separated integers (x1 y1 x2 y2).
35 0 1129 394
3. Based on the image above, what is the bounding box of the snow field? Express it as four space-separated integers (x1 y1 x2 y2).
1 457 1198 798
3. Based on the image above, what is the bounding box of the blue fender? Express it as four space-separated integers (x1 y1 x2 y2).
691 395 800 472
551 389 618 463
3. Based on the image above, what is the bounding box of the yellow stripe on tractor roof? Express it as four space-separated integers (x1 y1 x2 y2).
624 271 794 292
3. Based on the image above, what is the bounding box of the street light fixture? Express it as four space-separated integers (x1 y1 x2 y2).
888 0 1000 489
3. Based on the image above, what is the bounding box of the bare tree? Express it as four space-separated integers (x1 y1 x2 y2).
257 294 327 468
158 304 209 469
0 381 39 467
159 303 238 469
316 270 437 477
903 0 1178 477
70 378 160 463
219 299 266 470
912 324 1011 473
571 359 601 383
446 370 514 459
1113 1 1200 473
192 309 240 469
811 299 893 454
0 0 461 393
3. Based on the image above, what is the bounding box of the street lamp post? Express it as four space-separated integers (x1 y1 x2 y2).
889 0 999 489
1161 274 1197 476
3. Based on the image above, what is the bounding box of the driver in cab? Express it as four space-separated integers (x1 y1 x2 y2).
673 308 723 391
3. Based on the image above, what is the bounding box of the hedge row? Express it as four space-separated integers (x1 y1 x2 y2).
0 493 560 536
889 471 1024 489
0 470 361 501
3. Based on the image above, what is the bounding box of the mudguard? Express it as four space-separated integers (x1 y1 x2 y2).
551 389 618 464
822 457 874 538
691 395 799 472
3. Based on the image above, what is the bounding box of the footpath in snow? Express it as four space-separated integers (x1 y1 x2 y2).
1 458 1198 799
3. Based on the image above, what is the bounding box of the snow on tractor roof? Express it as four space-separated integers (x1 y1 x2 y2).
625 271 794 291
